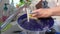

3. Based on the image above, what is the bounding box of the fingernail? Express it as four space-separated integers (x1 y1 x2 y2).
32 14 36 16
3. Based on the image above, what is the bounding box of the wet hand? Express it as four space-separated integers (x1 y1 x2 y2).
32 9 53 18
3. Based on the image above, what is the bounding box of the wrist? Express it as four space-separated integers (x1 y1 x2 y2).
47 8 54 16
50 8 54 16
49 8 57 16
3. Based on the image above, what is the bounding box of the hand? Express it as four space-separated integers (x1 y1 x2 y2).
32 8 53 18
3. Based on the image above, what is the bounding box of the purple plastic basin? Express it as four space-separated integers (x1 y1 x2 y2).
17 14 54 31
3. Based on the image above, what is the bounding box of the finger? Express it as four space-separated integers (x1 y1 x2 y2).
32 9 40 13
36 13 45 18
32 12 41 17
37 15 48 18
32 14 37 17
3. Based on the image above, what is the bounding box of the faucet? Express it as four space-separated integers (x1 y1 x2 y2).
1 0 32 30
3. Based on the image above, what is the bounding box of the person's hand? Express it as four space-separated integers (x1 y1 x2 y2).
32 8 53 18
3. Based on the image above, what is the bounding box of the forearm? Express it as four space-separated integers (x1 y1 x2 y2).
50 6 60 16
